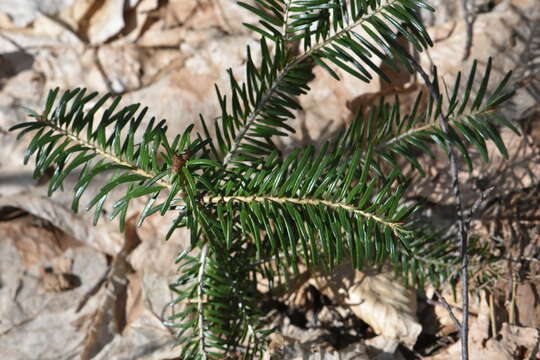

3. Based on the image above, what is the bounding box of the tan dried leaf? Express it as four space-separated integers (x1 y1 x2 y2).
312 265 422 349
86 0 126 44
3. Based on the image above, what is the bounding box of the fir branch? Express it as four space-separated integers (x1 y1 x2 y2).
339 57 516 176
221 0 432 165
38 117 172 189
223 62 292 166
203 195 404 234
373 107 504 156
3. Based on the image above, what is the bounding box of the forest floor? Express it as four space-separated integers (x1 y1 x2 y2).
0 0 539 359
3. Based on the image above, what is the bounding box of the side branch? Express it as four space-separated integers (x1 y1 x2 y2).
222 0 402 165
223 63 290 166
42 119 172 189
203 195 403 234
373 107 495 153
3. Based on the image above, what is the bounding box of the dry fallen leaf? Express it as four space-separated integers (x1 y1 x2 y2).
0 193 122 254
86 0 126 44
0 237 108 359
426 294 540 360
7 224 71 269
78 213 142 359
136 19 184 47
311 265 422 350
168 0 198 25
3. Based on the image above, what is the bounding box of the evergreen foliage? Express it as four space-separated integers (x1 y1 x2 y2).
11 0 516 358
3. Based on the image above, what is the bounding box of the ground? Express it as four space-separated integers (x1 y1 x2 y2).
0 0 539 359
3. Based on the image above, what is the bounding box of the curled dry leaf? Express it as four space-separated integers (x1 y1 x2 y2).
312 265 422 349
1 219 77 270
347 271 422 349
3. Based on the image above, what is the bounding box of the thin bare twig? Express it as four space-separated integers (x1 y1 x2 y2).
393 41 470 359
489 292 497 337
197 243 210 360
428 297 480 317
459 0 475 60
464 186 494 233
433 289 462 331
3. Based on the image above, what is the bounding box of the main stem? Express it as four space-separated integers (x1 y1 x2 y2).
197 243 210 360
411 58 469 360
460 0 474 61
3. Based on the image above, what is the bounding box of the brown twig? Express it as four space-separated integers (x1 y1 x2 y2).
459 0 475 60
434 290 462 331
389 37 470 359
